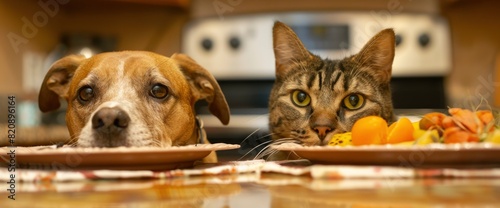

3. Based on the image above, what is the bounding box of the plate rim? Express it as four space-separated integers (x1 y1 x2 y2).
271 142 500 166
271 142 500 152
1 143 240 155
0 143 241 170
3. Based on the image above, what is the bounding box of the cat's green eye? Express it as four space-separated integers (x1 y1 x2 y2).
291 90 311 107
343 94 365 110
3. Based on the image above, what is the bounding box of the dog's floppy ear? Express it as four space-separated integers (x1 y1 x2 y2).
38 54 86 112
171 53 230 125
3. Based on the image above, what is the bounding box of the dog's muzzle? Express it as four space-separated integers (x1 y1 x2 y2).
91 106 206 145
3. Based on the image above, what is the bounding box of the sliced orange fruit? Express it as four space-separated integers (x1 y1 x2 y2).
351 116 388 146
387 117 414 144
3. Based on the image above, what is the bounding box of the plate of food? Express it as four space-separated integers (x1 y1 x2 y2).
1 143 240 170
273 108 500 167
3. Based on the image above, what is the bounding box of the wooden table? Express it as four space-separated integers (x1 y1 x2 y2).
1 174 499 207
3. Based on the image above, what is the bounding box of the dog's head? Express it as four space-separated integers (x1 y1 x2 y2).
39 51 229 147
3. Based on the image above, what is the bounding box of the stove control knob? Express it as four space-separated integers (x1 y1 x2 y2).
201 38 213 51
229 36 241 50
395 34 403 47
418 33 431 48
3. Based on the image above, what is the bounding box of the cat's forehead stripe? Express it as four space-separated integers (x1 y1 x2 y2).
331 70 342 90
338 61 346 72
307 73 316 90
343 72 350 92
323 65 334 88
318 71 323 90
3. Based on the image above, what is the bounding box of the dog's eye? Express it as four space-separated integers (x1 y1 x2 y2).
78 86 94 102
150 84 169 99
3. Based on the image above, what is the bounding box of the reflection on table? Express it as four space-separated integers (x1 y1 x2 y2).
1 174 499 208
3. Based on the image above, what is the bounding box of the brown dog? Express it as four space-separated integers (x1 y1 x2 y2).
38 51 230 162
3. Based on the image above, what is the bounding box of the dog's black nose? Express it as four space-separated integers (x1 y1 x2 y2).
92 107 130 134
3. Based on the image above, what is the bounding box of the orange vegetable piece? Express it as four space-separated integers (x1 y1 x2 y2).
443 127 469 144
477 110 495 132
387 117 414 144
351 116 388 146
448 108 480 133
468 133 480 143
419 112 447 130
441 116 457 129
476 110 494 125
443 126 479 143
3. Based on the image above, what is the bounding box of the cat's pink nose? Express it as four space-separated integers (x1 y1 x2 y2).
313 126 332 139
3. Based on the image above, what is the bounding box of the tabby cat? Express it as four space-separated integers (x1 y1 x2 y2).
268 21 396 153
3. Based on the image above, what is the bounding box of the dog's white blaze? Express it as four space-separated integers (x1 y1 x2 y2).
117 59 125 76
109 58 132 109
100 101 120 108
87 57 132 121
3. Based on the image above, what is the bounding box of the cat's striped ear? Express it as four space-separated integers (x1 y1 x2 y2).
354 28 395 83
273 21 312 80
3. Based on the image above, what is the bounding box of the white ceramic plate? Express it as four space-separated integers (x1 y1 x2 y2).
1 143 240 170
272 143 500 167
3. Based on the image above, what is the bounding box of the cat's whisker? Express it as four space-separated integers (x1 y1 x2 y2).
253 141 278 160
283 149 301 160
237 132 276 160
257 148 281 160
64 135 80 147
253 138 299 160
232 113 277 160
273 137 299 144
239 128 262 145
258 143 301 161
